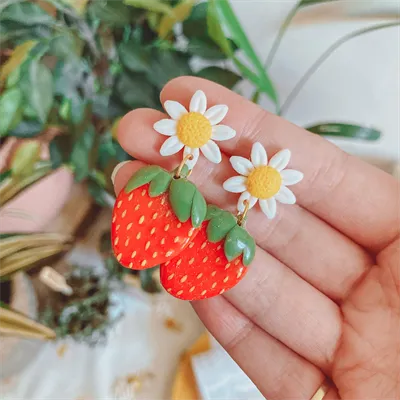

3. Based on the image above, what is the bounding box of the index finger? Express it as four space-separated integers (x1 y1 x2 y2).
161 77 400 252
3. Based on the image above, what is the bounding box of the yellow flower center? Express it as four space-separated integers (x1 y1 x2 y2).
176 112 212 148
246 166 282 199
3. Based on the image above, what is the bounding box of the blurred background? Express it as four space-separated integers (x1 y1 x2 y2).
0 0 399 399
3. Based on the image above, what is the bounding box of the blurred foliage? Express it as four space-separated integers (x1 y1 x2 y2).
0 232 71 279
0 0 244 205
0 232 71 340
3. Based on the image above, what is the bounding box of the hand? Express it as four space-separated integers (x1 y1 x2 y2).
112 77 400 400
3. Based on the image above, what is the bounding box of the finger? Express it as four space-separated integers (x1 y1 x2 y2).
223 248 341 371
117 109 372 302
112 160 146 195
111 156 342 370
161 77 400 253
192 296 326 400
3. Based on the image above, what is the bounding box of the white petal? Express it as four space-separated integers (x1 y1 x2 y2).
230 156 254 176
204 104 228 125
153 119 177 136
237 191 249 212
160 136 184 157
164 100 187 120
189 90 207 114
251 142 268 167
223 176 247 193
275 186 296 204
211 125 236 141
200 140 222 164
183 146 200 169
269 149 291 171
237 192 258 212
280 169 304 186
259 198 277 219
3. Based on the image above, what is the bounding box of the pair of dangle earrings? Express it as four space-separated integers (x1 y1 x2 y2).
111 90 303 300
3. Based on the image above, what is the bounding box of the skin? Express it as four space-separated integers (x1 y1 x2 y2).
113 77 400 400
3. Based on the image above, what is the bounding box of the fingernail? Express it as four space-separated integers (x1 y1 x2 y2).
111 161 130 185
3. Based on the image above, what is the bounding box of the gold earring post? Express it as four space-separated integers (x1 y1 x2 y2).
237 199 250 226
175 154 194 179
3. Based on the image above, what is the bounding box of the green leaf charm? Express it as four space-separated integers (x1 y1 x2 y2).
207 210 237 243
125 165 164 193
191 190 207 228
149 169 172 197
204 205 256 266
224 225 256 266
169 178 196 223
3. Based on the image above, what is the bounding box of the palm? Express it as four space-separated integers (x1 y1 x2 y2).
332 241 400 399
112 77 400 399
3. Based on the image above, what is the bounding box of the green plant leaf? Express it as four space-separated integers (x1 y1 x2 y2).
6 65 20 88
89 0 137 26
182 2 208 38
87 179 111 207
125 165 164 193
0 87 23 137
207 0 233 56
146 50 192 90
169 178 196 223
139 267 161 293
0 2 54 26
197 66 241 89
298 0 337 7
0 170 11 183
10 141 41 177
118 42 151 73
211 0 278 107
191 189 207 228
206 210 237 242
149 170 172 197
70 126 95 182
49 134 73 169
8 120 43 138
158 0 195 39
224 225 255 266
123 0 173 15
23 61 53 123
306 123 381 141
0 40 36 83
187 37 228 60
116 73 159 109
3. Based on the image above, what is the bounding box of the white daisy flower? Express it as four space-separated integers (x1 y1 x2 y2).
153 90 236 169
223 142 304 219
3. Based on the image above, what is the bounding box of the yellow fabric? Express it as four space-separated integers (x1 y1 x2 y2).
171 333 211 400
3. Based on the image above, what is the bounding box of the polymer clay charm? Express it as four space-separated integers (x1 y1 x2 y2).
160 142 303 300
223 142 304 219
160 204 255 300
154 89 236 169
111 90 236 271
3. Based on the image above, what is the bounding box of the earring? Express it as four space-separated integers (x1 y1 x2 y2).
223 142 304 219
159 142 303 301
111 90 236 271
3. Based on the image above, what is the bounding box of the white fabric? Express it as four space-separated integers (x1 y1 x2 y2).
191 333 264 400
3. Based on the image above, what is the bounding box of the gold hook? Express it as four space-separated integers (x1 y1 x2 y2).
175 154 194 178
237 199 250 226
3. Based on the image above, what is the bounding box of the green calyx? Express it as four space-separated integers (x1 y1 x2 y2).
124 165 206 228
205 205 255 266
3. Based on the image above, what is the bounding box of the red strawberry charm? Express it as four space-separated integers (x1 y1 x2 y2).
112 165 207 270
160 205 255 300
